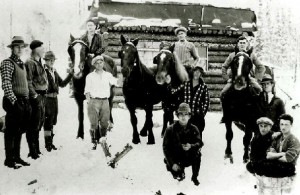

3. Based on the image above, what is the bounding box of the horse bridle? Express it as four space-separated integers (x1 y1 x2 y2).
68 40 90 67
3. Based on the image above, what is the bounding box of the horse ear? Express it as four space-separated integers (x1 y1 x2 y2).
120 35 127 45
70 34 75 43
153 56 158 64
132 38 139 46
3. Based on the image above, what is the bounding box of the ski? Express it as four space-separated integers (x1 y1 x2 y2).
108 143 133 168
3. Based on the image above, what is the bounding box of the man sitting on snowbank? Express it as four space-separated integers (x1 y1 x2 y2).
163 103 203 186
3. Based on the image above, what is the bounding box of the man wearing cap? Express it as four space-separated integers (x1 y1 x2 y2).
0 36 31 169
258 114 300 177
168 65 210 139
255 74 285 132
221 36 265 96
173 26 200 77
43 51 73 152
246 117 276 175
25 40 47 159
163 103 203 186
84 55 118 152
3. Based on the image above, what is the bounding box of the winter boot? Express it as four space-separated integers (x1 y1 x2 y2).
44 130 52 152
89 129 97 150
51 132 57 150
27 143 39 159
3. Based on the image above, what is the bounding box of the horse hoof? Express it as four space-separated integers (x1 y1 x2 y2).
76 136 84 140
140 130 147 137
224 154 234 164
132 139 141 145
147 141 155 145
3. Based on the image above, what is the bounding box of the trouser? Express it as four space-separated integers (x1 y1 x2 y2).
221 77 262 97
87 98 110 139
190 114 205 140
164 152 201 179
2 96 31 163
26 94 46 155
247 160 296 178
44 97 58 148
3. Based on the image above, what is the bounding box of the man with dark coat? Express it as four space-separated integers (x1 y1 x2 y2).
43 51 73 152
25 40 48 159
255 74 285 132
0 36 32 169
163 103 203 186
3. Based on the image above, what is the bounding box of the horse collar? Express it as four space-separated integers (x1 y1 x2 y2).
126 42 136 48
160 49 172 54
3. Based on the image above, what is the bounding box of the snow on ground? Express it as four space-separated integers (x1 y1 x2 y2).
0 88 300 195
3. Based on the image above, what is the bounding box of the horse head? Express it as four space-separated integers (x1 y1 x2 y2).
230 51 253 90
118 35 139 79
68 34 89 79
153 50 175 85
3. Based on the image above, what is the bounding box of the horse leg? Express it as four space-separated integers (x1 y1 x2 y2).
161 108 171 138
145 106 155 145
128 107 140 144
225 121 234 163
108 87 115 124
140 109 148 137
74 94 84 139
243 126 253 163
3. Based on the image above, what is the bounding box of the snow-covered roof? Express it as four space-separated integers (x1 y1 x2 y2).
89 1 257 33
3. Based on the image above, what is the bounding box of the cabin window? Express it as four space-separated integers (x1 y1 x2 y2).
136 41 160 69
196 46 208 71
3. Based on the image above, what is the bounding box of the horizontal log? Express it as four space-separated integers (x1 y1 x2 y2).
203 77 226 84
210 98 221 104
107 51 119 58
208 51 231 56
204 69 222 77
208 55 227 63
209 63 223 69
208 43 235 51
207 84 225 90
209 104 222 111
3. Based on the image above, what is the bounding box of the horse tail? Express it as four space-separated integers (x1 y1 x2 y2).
173 52 189 82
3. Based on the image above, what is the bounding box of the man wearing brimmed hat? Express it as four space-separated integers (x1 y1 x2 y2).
25 40 48 159
166 65 209 139
246 117 277 175
163 103 203 186
85 55 118 154
43 51 73 152
255 74 285 132
0 36 31 169
173 26 200 78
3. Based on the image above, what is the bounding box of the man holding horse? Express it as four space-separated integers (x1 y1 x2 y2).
25 40 48 160
85 55 118 153
163 103 203 186
1 36 32 169
173 27 200 77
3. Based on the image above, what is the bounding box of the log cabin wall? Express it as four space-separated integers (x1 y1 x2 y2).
103 30 243 111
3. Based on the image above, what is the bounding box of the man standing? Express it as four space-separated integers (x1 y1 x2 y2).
0 36 31 169
85 55 118 154
256 74 285 132
163 103 203 186
44 51 73 152
25 40 47 159
173 27 200 77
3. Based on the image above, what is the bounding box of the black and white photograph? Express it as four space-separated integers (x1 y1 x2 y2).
0 0 300 194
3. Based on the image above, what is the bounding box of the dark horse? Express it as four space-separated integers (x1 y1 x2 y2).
222 51 259 164
153 49 189 137
118 35 166 144
68 34 117 139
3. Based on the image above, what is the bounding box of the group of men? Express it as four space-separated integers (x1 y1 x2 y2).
1 20 299 189
0 37 73 169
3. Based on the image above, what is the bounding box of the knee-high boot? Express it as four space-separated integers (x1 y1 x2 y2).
44 130 52 152
89 129 97 150
26 131 39 159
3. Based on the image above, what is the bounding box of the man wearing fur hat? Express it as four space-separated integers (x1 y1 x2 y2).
0 36 31 168
255 74 285 132
84 55 118 153
173 27 200 77
43 51 73 152
163 103 203 186
25 40 48 159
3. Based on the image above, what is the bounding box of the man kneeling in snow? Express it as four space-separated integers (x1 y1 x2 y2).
163 103 203 186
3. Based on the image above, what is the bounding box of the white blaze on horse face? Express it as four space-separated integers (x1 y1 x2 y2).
73 43 82 75
160 53 166 62
237 55 244 77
